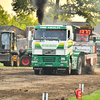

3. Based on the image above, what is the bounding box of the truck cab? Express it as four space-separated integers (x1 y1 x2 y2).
32 25 76 74
0 30 17 52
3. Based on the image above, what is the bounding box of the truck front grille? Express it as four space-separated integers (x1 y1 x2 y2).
43 57 55 62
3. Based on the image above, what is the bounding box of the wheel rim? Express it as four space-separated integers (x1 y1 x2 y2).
17 57 20 66
22 58 29 66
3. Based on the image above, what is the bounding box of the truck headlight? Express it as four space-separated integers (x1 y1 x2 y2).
61 57 65 60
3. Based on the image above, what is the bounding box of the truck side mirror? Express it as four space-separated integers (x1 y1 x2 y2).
93 37 96 42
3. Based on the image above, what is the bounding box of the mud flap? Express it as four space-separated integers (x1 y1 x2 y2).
71 51 83 75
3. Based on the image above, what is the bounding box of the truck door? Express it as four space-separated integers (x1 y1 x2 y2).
67 29 73 55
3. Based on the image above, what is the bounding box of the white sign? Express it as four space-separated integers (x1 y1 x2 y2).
73 46 92 53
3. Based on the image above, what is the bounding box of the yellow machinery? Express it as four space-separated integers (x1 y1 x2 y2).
0 30 19 66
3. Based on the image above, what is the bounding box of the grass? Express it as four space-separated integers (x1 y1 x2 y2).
0 63 32 69
0 63 4 67
68 90 100 100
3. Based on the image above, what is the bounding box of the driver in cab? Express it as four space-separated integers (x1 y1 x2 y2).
79 35 87 42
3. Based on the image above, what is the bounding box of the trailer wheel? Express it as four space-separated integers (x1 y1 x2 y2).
20 55 31 66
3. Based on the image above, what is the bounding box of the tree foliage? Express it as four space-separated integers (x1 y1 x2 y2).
12 0 35 16
46 0 100 26
9 13 38 30
11 0 100 26
0 4 38 30
59 0 100 26
0 5 10 25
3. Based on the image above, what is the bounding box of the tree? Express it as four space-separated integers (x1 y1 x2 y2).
0 5 10 25
59 0 100 27
11 0 100 27
12 0 34 16
9 13 38 30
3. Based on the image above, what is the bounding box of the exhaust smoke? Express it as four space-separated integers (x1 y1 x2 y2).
32 0 47 25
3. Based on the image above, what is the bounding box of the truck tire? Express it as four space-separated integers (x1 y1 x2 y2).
72 56 82 75
20 55 31 66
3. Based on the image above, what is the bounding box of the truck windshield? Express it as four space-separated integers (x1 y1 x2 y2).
1 32 11 49
76 34 88 42
34 29 66 40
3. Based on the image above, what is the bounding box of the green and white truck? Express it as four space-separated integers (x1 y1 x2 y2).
32 25 97 75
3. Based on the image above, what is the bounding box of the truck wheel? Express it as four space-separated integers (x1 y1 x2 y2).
20 55 31 66
72 57 82 75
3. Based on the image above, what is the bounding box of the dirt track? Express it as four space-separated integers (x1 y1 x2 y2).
0 67 100 100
